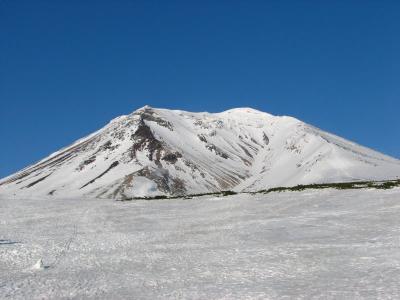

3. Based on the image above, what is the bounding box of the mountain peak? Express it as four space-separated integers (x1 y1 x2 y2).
134 105 154 113
1 106 399 199
222 107 264 114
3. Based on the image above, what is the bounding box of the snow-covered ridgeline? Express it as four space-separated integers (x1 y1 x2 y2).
1 106 399 198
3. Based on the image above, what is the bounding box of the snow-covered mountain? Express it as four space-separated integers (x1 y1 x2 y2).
1 106 399 199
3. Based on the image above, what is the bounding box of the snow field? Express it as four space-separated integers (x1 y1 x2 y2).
1 188 400 299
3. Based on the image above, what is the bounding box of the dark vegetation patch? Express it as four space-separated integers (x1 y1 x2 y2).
121 190 238 201
257 179 400 194
118 179 400 201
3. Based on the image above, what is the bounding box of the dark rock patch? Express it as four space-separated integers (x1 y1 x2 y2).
193 119 210 129
241 140 258 153
133 167 187 195
135 107 173 130
209 130 217 137
80 161 119 189
24 173 52 189
251 138 261 146
111 130 126 141
162 152 182 164
238 144 253 158
0 134 100 186
130 120 164 161
215 120 224 128
77 156 96 171
240 157 252 166
183 159 202 174
205 144 229 159
198 134 208 143
263 132 269 145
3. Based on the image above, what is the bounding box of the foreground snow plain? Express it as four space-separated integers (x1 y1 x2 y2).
1 188 400 299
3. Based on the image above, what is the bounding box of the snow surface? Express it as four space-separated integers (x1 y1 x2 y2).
2 188 400 299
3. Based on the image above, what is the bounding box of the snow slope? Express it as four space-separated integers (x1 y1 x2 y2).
1 106 399 198
2 188 400 299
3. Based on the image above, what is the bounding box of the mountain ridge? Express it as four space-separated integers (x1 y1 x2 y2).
1 106 399 199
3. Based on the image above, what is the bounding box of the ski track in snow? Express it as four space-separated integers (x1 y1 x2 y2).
1 188 400 299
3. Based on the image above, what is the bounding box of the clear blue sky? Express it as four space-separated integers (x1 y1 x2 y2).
1 0 399 178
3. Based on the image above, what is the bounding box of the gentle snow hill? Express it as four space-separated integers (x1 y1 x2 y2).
1 105 399 198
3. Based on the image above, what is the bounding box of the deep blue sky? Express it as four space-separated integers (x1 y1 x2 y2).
1 1 399 178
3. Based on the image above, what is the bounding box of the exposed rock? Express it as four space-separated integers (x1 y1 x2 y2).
238 144 253 158
197 134 208 143
214 120 224 128
135 107 173 130
130 120 164 161
193 119 210 129
205 144 229 159
24 174 52 189
3 106 400 200
251 137 261 146
77 156 96 171
98 140 119 152
263 132 270 145
111 129 126 141
0 134 100 186
162 152 182 164
134 167 186 195
80 161 119 189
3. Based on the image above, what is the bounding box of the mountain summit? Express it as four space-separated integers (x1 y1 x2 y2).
1 106 399 199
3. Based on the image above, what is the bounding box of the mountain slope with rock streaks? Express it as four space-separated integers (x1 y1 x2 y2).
1 105 399 199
